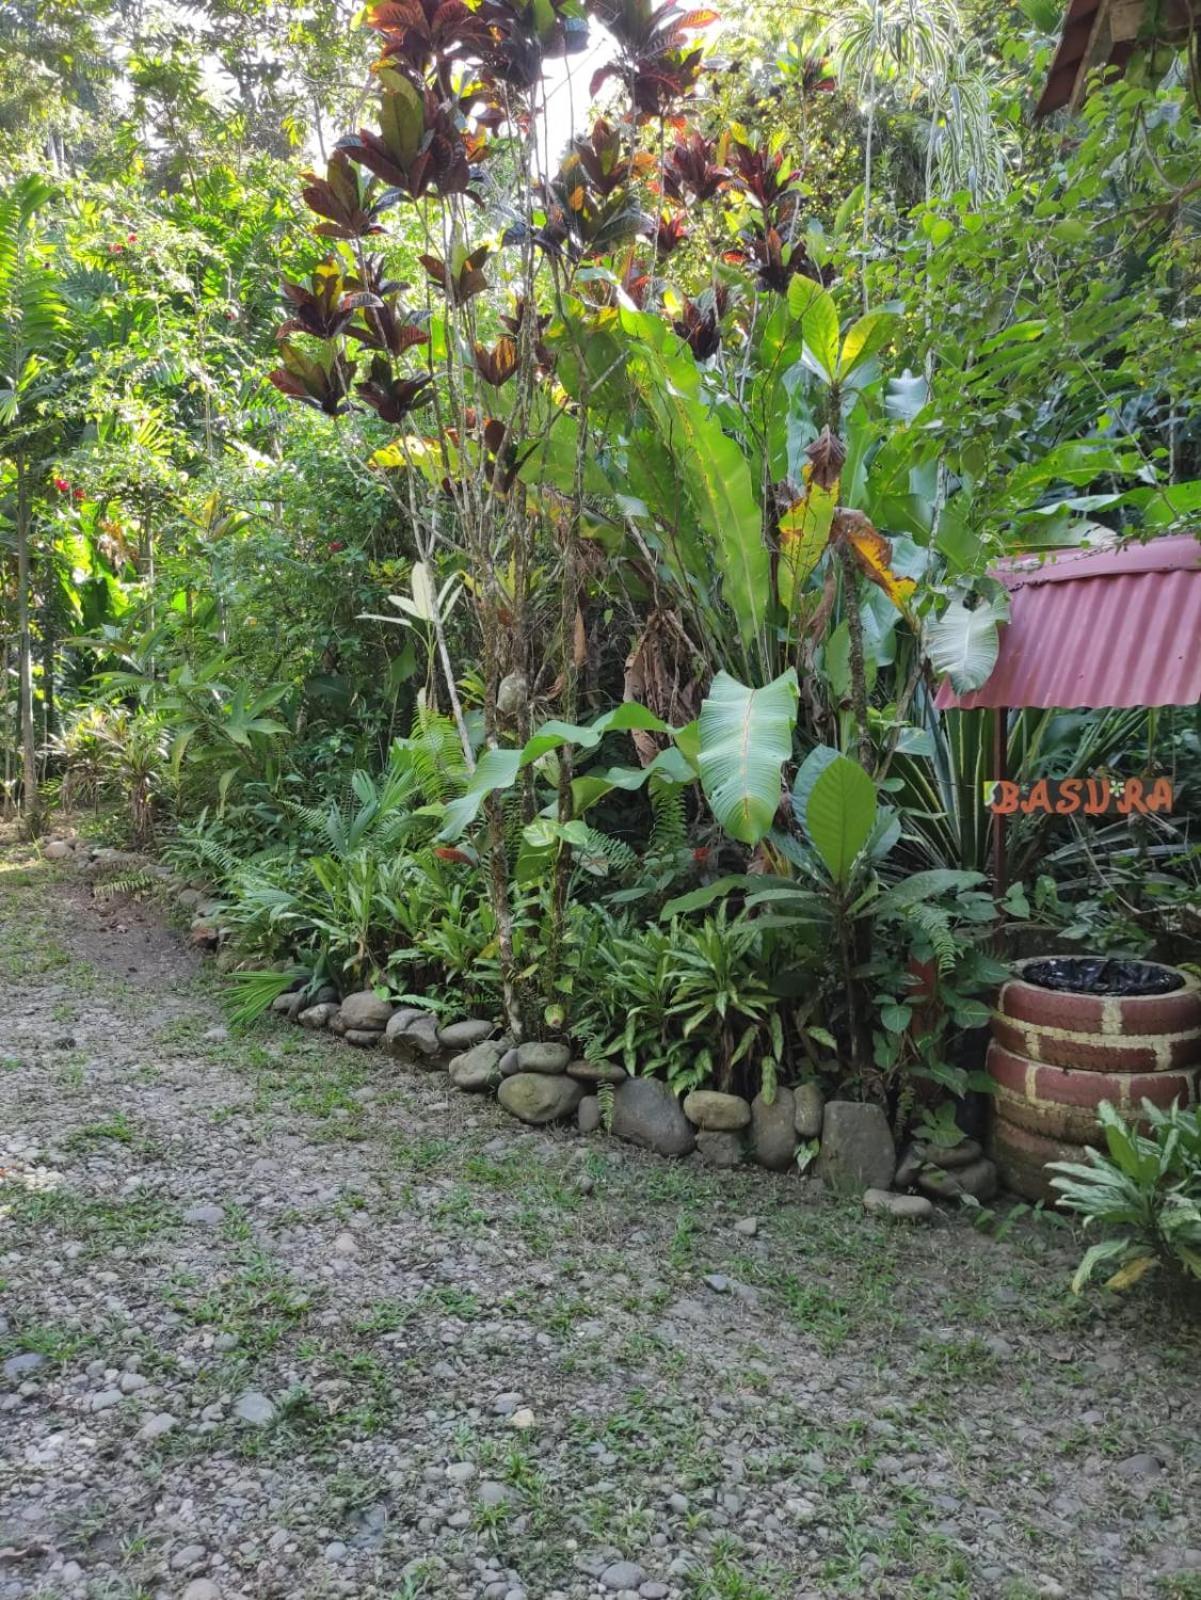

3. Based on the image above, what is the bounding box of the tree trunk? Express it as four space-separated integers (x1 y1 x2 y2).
15 454 40 832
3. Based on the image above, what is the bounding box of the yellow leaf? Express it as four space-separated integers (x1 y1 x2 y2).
1104 1255 1157 1291
777 461 838 612
840 510 917 612
370 435 443 481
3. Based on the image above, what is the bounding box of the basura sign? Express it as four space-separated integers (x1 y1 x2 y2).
984 777 1175 816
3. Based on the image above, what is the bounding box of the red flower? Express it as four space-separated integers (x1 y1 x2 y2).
127 232 138 243
53 477 70 493
72 488 85 501
328 540 346 552
108 243 124 253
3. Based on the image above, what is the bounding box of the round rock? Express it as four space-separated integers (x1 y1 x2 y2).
566 1059 627 1085
816 1101 896 1193
449 1040 504 1092
498 1073 584 1125
913 1137 983 1170
516 1041 571 1074
298 1003 338 1030
794 1081 825 1139
696 1130 744 1168
438 1019 496 1051
610 1078 695 1158
601 1562 645 1591
233 1390 275 1427
863 1188 934 1220
338 990 394 1032
750 1087 797 1171
683 1090 751 1131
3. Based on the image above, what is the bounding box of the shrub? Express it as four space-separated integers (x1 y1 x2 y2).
1049 1100 1201 1294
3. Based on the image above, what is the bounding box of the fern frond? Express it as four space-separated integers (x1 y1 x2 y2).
93 870 157 902
650 778 687 853
907 903 958 975
579 826 638 875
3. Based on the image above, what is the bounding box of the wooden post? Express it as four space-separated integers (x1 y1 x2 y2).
992 705 1007 898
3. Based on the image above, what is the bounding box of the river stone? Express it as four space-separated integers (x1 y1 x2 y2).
298 1002 338 1030
516 1041 571 1074
696 1130 744 1168
914 1137 983 1170
610 1078 696 1157
817 1101 896 1194
384 1009 442 1060
344 1028 382 1048
234 1390 275 1427
499 1047 521 1076
566 1058 627 1085
863 1188 934 1220
449 1040 504 1092
438 1019 496 1051
498 1072 583 1125
271 991 304 1019
683 1090 751 1131
919 1156 997 1202
339 991 393 1032
601 1562 645 1591
578 1095 601 1134
44 839 73 860
182 1583 221 1600
794 1081 825 1139
750 1087 797 1171
4 1352 45 1378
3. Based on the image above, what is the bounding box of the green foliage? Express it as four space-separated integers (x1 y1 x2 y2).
571 906 804 1099
1050 1101 1201 1294
696 671 798 847
3 0 1198 1119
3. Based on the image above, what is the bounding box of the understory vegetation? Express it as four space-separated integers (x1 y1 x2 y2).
2 1 1199 1188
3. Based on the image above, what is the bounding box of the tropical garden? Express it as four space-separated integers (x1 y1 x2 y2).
2 0 1201 1283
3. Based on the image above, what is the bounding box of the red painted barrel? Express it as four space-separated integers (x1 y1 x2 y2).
989 959 1201 1201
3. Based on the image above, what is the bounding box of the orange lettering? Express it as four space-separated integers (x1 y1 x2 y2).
1055 779 1083 815
990 780 1020 814
1084 779 1111 814
1022 778 1052 815
1118 777 1148 815
1147 778 1173 813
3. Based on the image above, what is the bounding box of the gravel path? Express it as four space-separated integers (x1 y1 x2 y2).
2 835 1200 1600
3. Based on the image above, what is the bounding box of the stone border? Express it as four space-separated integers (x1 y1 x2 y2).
269 985 998 1219
42 840 1002 1220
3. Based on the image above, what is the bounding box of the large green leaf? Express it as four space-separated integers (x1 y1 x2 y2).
804 753 877 887
521 701 669 765
787 278 840 383
836 310 898 381
629 345 771 676
696 670 798 846
925 596 1010 693
438 747 522 840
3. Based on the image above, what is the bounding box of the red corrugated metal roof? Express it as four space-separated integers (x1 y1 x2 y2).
1035 0 1191 117
934 535 1201 711
1036 0 1106 116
